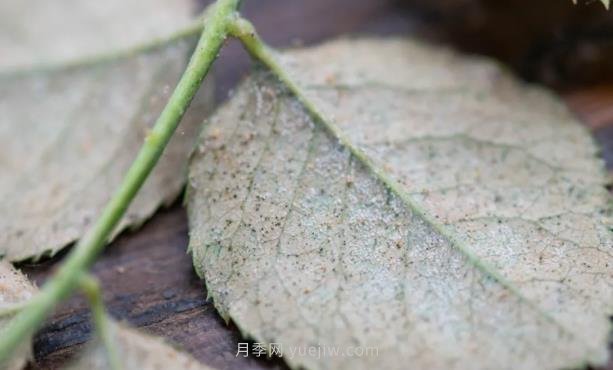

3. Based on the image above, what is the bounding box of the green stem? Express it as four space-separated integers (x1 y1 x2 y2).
0 0 241 362
80 275 122 370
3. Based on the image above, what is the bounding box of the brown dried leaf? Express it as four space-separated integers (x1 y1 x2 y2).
0 0 213 261
0 262 37 370
187 38 612 370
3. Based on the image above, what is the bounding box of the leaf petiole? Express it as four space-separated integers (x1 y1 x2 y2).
79 275 122 370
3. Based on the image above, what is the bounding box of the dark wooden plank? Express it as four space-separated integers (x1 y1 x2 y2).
15 0 613 369
565 85 613 130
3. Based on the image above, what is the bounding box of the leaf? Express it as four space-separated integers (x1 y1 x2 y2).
0 0 195 71
187 38 612 370
0 0 212 261
0 261 38 370
65 319 214 370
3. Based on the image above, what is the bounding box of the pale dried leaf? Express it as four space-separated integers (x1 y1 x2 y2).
0 0 195 71
0 261 37 370
0 0 213 261
187 38 612 370
66 320 214 370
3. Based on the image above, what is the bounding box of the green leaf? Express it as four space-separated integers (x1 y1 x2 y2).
0 262 37 370
187 38 612 370
0 0 212 261
65 319 214 370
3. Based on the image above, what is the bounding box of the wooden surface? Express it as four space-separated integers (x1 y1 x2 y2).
17 0 613 369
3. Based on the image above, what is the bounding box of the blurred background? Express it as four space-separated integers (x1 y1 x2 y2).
208 0 613 89
398 0 613 87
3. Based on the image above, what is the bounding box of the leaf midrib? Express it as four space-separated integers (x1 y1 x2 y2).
0 20 203 79
258 47 598 351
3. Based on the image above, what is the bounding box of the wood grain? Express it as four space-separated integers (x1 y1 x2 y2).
16 0 612 369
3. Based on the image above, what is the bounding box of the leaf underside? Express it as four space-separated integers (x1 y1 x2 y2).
0 261 38 370
0 0 195 71
0 0 212 262
65 320 214 370
187 38 612 370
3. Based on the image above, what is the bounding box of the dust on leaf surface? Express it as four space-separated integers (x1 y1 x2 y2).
0 262 38 370
187 38 613 370
0 0 213 261
65 320 214 370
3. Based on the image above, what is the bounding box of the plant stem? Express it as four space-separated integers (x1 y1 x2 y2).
0 0 241 362
80 275 122 370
